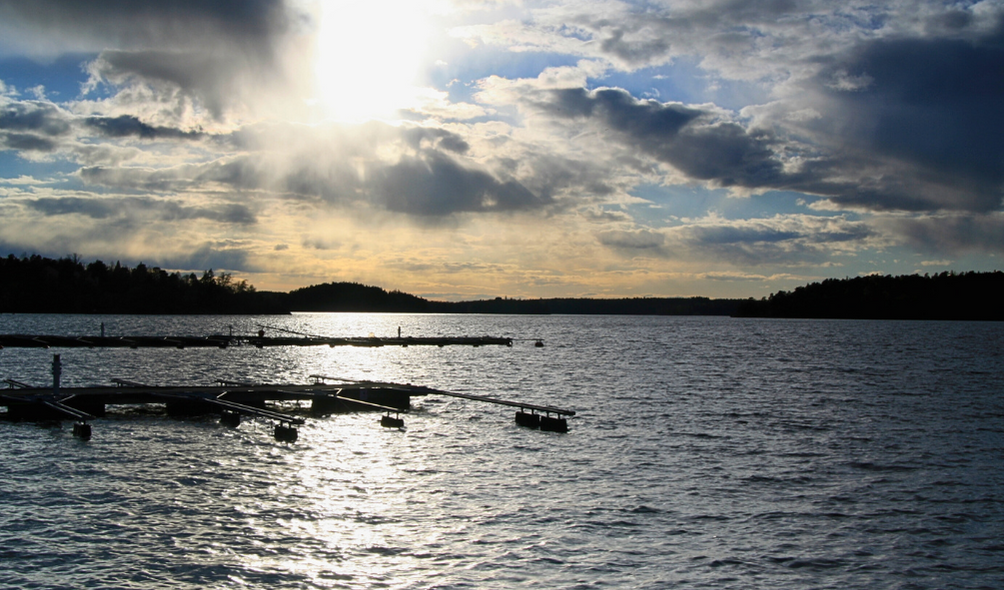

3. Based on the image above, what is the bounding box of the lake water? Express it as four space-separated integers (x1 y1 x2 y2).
1 314 1002 589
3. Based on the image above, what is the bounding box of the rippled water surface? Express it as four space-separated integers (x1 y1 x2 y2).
2 314 1003 589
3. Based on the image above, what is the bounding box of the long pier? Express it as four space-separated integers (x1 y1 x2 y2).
0 334 515 349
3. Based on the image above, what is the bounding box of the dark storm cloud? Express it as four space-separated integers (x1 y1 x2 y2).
808 28 1004 212
0 101 72 135
541 35 1004 214
689 226 802 245
518 3 1004 216
545 88 701 136
0 100 71 152
0 0 306 123
27 196 256 225
86 49 274 120
371 151 547 217
84 115 204 140
688 222 870 245
0 0 291 50
1 132 59 152
543 87 787 188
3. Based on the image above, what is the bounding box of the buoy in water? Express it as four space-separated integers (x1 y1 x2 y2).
515 410 540 429
534 340 544 347
73 421 92 441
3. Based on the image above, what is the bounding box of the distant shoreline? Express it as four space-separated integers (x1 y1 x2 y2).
2 255 1001 320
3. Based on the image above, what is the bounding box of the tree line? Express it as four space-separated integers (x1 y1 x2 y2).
3 255 1001 319
0 254 286 314
734 271 1004 321
0 254 743 315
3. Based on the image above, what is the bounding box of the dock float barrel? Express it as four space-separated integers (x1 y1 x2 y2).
539 415 568 433
515 411 541 428
72 421 92 440
274 423 298 443
380 414 405 428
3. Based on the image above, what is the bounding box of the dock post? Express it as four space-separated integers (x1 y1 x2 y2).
52 354 61 395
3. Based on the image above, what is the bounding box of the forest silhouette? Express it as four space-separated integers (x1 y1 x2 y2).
2 254 1001 320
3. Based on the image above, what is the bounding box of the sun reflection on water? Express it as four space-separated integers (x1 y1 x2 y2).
222 412 438 587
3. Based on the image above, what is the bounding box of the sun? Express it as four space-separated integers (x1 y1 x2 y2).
314 0 434 123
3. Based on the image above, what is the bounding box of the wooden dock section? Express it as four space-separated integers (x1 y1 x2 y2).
0 334 515 349
2 375 575 440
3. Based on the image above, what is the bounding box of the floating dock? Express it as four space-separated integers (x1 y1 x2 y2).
1 360 575 441
1 332 566 440
0 334 515 349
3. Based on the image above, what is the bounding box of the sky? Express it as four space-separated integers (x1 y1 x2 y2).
0 0 1002 300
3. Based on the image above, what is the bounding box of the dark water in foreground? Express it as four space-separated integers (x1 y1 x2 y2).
1 314 1002 589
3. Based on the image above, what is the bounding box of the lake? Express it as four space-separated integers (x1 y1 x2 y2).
1 314 1002 589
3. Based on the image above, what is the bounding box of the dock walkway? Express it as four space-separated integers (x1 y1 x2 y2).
2 378 575 440
0 334 515 349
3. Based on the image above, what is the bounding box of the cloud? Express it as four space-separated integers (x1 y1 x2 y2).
676 214 880 266
533 86 788 188
595 213 877 266
596 228 665 250
790 30 1004 212
0 95 213 163
156 242 254 273
502 58 1003 214
880 213 1004 255
698 271 801 282
0 1 314 126
302 237 341 251
26 196 256 225
0 0 294 57
371 150 546 217
84 115 205 140
1 132 60 152
74 120 558 220
0 99 73 152
0 100 72 135
82 47 306 124
468 2 1004 216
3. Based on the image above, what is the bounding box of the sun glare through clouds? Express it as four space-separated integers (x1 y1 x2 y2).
314 0 433 123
